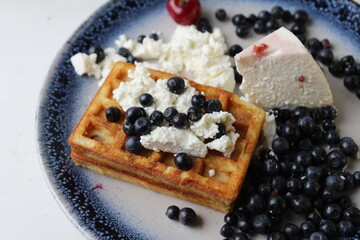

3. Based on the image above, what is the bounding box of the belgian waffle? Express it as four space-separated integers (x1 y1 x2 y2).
68 62 265 213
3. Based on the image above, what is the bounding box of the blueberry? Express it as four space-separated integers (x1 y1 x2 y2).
319 219 338 237
303 179 321 197
291 162 305 176
229 44 243 57
191 94 206 108
340 55 355 67
356 88 360 99
282 223 302 240
198 24 213 33
105 106 121 122
310 108 322 123
253 20 267 34
344 65 357 76
267 232 285 240
236 218 253 234
137 34 146 43
286 178 302 193
125 136 143 154
300 220 317 238
271 6 284 19
343 75 360 91
118 47 131 58
247 14 258 25
127 55 138 64
174 153 192 171
262 158 279 176
306 38 322 51
309 232 328 240
306 210 322 225
291 23 306 35
296 34 306 44
290 194 312 214
305 166 323 181
323 203 342 220
337 195 352 209
327 150 347 170
164 107 178 122
325 174 344 191
338 220 355 237
322 119 336 131
215 8 227 21
178 207 197 226
340 171 355 190
281 10 293 22
232 14 247 26
308 47 318 58
197 17 210 27
149 110 164 125
139 93 153 107
266 19 280 31
299 138 312 151
258 10 271 21
220 224 233 237
291 106 309 119
343 207 360 226
279 160 292 178
354 171 360 186
317 48 334 65
267 195 287 216
215 123 226 139
321 188 338 203
167 77 185 94
324 129 340 145
134 117 151 135
293 10 308 24
272 137 290 155
187 107 202 122
320 106 337 120
246 194 266 215
310 126 325 144
271 176 287 194
294 151 313 167
321 38 331 48
172 113 189 129
328 60 344 77
125 107 146 123
281 123 301 142
88 45 105 63
252 214 272 234
224 212 238 226
233 67 243 83
234 232 249 240
270 108 291 122
149 33 159 41
258 183 272 197
123 121 136 136
297 116 315 135
165 205 179 220
236 25 250 38
205 99 222 113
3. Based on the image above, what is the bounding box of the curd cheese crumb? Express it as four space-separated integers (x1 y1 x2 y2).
208 169 215 177
206 132 240 158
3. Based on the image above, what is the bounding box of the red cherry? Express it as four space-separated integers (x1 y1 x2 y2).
166 0 201 25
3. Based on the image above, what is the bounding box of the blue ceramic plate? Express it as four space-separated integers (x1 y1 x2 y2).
37 0 360 239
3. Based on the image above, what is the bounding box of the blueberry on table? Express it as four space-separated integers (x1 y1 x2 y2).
125 107 146 123
271 6 284 19
327 150 347 170
187 107 202 122
220 224 234 237
118 47 131 58
178 207 197 226
139 93 153 107
191 94 206 108
293 10 308 24
167 76 185 94
236 25 250 38
343 75 360 91
205 99 222 113
224 212 238 226
317 48 334 65
232 14 248 26
323 203 342 221
229 44 243 57
319 219 338 237
291 23 306 35
134 117 151 135
149 110 164 125
271 137 290 155
253 20 267 34
105 106 121 122
252 214 272 234
172 113 189 129
165 205 180 220
174 153 193 171
324 129 340 145
88 45 105 63
247 14 258 25
125 136 143 154
281 10 293 22
164 107 178 122
122 121 136 136
338 220 355 237
340 55 355 67
325 174 344 191
306 38 322 51
309 232 328 240
258 10 271 21
328 60 344 77
339 171 355 190
267 195 287 216
282 223 303 240
215 8 227 21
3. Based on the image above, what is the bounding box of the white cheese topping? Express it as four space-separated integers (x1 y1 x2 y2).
262 112 277 148
206 132 240 158
208 169 216 177
140 127 208 158
190 111 236 139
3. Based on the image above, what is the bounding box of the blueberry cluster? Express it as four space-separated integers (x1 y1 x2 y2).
220 105 360 239
87 44 141 65
165 205 197 226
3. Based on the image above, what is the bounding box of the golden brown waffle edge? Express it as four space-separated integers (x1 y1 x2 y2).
68 62 265 213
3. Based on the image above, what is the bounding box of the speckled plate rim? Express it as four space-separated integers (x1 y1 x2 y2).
35 0 360 239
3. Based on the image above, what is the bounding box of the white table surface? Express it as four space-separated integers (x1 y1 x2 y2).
1 1 360 240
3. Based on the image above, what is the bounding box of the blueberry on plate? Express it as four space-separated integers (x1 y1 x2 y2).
282 223 302 240
267 195 287 216
236 25 250 38
271 6 284 19
105 106 121 122
232 14 248 26
224 212 238 226
167 76 185 94
252 214 272 234
289 194 312 214
229 44 243 57
125 136 143 154
220 224 234 237
327 150 347 170
267 232 285 240
165 205 180 220
246 194 266 215
297 116 315 135
343 75 360 91
321 188 338 203
338 220 355 237
118 47 131 58
215 8 227 21
323 203 342 221
339 137 359 157
286 178 302 193
205 99 222 113
300 221 317 238
164 107 178 122
178 207 197 226
293 10 308 24
253 20 267 34
149 110 164 125
325 174 344 191
309 232 328 240
319 219 338 237
328 60 344 77
122 121 136 136
317 48 334 65
125 107 146 123
324 129 340 145
137 34 146 43
172 113 189 129
149 32 159 41
88 44 105 63
139 93 153 107
134 117 151 135
174 153 193 171
343 207 360 226
310 146 326 165
234 232 249 240
271 137 290 155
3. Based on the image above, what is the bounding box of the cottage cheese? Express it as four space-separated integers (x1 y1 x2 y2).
140 127 208 158
262 112 277 148
206 132 240 158
235 27 333 109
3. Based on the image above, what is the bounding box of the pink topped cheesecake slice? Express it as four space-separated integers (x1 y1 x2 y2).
235 27 333 110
